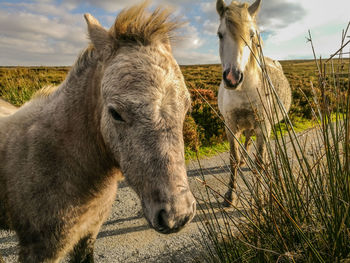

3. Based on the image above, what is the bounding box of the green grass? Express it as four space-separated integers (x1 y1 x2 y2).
185 116 316 161
185 141 230 161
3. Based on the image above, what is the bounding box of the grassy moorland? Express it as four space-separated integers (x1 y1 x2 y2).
1 59 348 160
0 67 68 106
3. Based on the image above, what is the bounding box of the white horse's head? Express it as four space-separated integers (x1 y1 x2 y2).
216 0 261 90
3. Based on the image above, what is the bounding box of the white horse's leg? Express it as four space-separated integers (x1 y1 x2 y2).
254 124 271 199
255 123 271 164
224 129 241 207
240 129 253 166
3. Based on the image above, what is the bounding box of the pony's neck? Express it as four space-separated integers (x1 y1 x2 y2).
58 48 115 182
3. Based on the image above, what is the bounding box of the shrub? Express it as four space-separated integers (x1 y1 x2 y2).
183 115 201 151
189 87 225 146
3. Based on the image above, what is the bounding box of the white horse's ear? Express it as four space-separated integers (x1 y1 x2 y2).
84 13 113 57
163 38 172 53
248 0 261 17
216 0 226 17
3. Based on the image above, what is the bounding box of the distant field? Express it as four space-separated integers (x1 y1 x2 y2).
1 60 349 154
0 66 68 106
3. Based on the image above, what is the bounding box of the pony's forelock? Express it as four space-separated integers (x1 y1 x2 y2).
110 1 181 46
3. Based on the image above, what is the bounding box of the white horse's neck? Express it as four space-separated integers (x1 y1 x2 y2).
241 60 262 91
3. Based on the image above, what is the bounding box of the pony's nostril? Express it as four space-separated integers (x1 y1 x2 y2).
183 214 191 225
156 209 167 229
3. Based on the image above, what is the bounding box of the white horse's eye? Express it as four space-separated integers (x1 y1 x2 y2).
217 32 224 40
250 29 255 39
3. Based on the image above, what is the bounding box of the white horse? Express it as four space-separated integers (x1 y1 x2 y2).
216 0 292 205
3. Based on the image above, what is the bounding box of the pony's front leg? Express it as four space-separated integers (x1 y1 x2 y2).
69 234 95 263
18 244 62 263
223 130 241 207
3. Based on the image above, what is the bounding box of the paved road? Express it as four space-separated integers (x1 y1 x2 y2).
0 150 239 263
0 127 320 262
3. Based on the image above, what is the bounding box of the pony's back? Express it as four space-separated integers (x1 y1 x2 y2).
0 99 17 118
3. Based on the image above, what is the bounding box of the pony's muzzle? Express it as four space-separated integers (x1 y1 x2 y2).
152 191 196 234
223 68 243 89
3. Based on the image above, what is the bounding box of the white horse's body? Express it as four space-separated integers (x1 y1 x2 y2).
216 0 291 205
218 58 286 118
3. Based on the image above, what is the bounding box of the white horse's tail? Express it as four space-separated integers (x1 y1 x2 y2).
0 98 18 118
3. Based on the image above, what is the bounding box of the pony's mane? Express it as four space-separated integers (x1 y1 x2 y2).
32 85 58 99
110 1 180 45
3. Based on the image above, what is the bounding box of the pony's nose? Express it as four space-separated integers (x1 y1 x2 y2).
154 193 196 234
223 68 243 88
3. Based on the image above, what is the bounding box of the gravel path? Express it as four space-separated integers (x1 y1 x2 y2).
0 128 319 262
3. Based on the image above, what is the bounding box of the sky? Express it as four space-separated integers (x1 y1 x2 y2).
0 0 349 66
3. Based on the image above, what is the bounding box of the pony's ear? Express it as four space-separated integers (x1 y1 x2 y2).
216 0 226 17
248 0 261 17
84 13 113 57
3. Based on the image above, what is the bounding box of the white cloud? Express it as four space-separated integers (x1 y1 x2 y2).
203 20 219 35
172 22 215 64
0 0 349 65
0 2 87 65
200 2 215 14
173 49 219 65
61 0 199 13
263 0 350 60
66 0 139 13
175 24 204 50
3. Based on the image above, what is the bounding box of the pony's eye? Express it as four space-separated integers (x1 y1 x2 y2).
217 32 224 40
109 107 124 122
